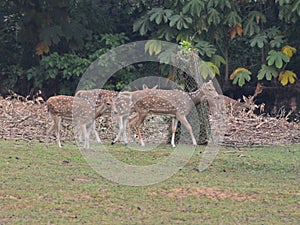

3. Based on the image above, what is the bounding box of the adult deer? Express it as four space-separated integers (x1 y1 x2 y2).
75 89 118 142
46 95 112 148
113 81 220 147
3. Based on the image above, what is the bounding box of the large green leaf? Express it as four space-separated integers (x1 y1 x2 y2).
257 64 278 81
157 27 176 41
207 8 221 26
182 0 204 17
211 54 226 68
278 4 298 23
264 26 281 38
223 11 241 27
194 40 216 58
199 61 215 79
270 35 284 48
145 40 162 56
148 8 173 24
157 48 177 65
243 11 266 37
243 19 260 37
250 34 268 48
266 50 290 69
176 30 193 42
292 0 300 15
169 12 192 30
207 0 232 10
232 70 252 87
133 16 150 36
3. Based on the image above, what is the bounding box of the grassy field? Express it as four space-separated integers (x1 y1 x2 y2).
0 140 299 224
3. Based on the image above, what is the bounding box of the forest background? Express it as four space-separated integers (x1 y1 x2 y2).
1 0 300 114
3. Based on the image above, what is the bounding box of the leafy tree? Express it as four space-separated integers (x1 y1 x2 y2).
0 0 135 96
133 0 300 87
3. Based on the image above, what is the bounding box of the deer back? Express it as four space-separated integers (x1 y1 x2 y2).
131 89 194 116
46 95 96 123
75 89 118 103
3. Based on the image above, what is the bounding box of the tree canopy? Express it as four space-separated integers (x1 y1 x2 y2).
1 0 300 97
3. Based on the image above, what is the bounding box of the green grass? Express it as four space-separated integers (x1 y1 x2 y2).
1 140 299 224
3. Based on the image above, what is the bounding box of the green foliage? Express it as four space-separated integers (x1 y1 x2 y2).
266 50 290 68
194 40 217 58
211 54 226 68
100 33 129 48
133 16 151 36
182 0 204 17
157 26 176 41
243 19 261 37
3 0 300 95
169 12 193 30
277 0 300 22
292 0 300 15
275 0 290 6
270 35 284 48
148 8 173 25
27 52 90 87
0 0 134 95
250 27 284 49
250 34 268 48
199 61 220 79
145 40 163 55
232 69 252 87
223 11 241 27
257 64 278 81
207 8 221 26
243 11 266 37
157 48 177 65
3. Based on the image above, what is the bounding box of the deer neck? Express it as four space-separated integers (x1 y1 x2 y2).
95 103 108 118
189 89 205 105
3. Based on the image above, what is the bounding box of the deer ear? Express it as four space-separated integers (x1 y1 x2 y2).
242 95 247 102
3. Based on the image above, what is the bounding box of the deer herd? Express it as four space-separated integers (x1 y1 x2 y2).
46 81 222 148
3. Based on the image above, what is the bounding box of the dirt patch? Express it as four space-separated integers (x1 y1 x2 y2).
151 187 259 201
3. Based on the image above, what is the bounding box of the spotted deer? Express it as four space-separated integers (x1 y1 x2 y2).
113 81 220 147
46 95 112 148
75 89 118 142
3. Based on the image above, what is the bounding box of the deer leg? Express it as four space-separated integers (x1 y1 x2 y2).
82 124 89 149
55 116 62 148
128 113 138 139
122 115 129 145
46 114 55 147
177 114 197 146
171 118 178 148
135 113 147 147
112 116 124 145
91 121 101 143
